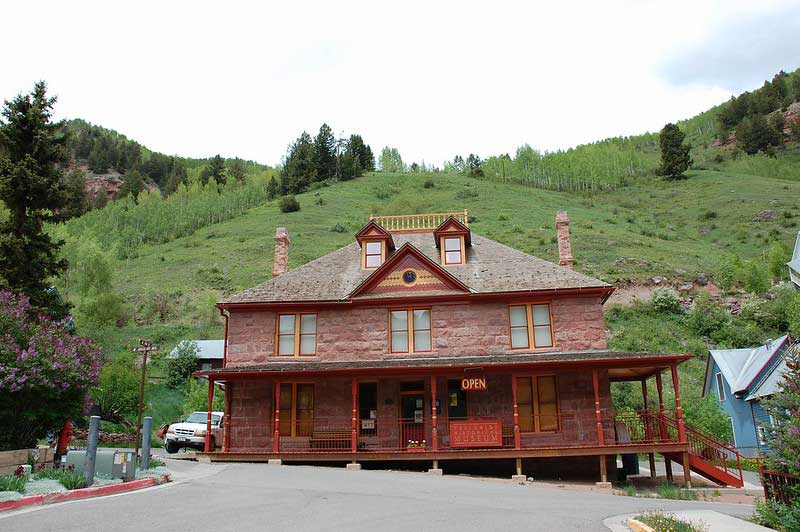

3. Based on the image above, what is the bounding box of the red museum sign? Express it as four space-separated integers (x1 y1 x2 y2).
448 420 503 448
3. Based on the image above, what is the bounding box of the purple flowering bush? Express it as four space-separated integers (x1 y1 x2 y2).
0 290 102 450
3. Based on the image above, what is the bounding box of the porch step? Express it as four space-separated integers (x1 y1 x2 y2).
662 452 744 488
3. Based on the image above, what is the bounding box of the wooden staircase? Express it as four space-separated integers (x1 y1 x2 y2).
661 416 744 488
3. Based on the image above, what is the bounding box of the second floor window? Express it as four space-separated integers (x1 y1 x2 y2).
390 309 431 353
442 237 464 265
509 303 553 349
364 241 383 268
277 313 317 356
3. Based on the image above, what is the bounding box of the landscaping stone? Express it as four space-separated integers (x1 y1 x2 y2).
0 491 22 502
24 479 65 495
136 466 170 480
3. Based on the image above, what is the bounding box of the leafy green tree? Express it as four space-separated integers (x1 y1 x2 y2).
182 378 224 417
0 81 70 317
162 163 188 196
767 241 791 282
379 146 404 172
312 123 337 180
743 260 771 294
682 395 733 442
119 170 146 200
201 154 227 185
658 123 691 179
466 154 483 177
167 341 200 388
281 132 316 194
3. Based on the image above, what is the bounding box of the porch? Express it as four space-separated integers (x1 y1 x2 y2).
193 351 737 485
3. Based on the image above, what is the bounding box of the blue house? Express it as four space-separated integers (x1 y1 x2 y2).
789 231 800 289
703 335 793 456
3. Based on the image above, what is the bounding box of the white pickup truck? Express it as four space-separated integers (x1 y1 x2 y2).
164 411 224 453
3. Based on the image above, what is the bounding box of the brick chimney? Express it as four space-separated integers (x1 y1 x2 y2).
555 211 574 269
272 227 291 278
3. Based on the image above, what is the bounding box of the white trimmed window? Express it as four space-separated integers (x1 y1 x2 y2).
390 309 431 353
276 313 317 356
715 372 726 402
509 304 554 349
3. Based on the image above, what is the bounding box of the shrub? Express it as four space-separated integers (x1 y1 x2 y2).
167 341 199 388
33 468 86 490
182 377 224 417
743 260 770 294
754 499 800 532
279 195 300 213
330 223 347 233
90 357 140 428
650 288 682 314
77 292 128 328
762 343 800 476
637 510 705 532
0 291 102 451
698 210 718 220
655 482 698 501
0 474 26 494
686 294 729 338
767 240 792 282
423 179 434 189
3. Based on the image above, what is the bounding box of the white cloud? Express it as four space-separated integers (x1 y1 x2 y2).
1 0 796 166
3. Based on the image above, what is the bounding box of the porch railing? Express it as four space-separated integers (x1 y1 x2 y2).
759 467 800 505
271 410 682 454
369 210 469 232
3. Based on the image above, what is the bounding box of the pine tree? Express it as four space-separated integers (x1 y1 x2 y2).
119 170 145 200
281 132 316 194
200 154 227 185
266 175 280 200
227 159 247 183
658 123 691 180
312 123 337 180
736 115 782 155
60 169 88 220
0 81 70 317
338 148 362 181
348 134 375 172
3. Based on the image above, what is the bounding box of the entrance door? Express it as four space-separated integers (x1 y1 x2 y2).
400 392 425 448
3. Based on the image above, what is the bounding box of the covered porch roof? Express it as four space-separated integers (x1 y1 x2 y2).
194 350 691 382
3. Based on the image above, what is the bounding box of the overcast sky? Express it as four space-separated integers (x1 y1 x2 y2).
2 0 799 167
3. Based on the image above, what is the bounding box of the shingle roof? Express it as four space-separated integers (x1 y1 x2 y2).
196 350 688 377
221 232 611 304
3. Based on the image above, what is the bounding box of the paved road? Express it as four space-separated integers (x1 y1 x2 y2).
1 461 756 532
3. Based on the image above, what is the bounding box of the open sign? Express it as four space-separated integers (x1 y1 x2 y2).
461 377 487 391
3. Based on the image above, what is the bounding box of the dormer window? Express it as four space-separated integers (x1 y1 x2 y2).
433 216 471 266
355 220 395 270
442 236 465 265
364 241 384 269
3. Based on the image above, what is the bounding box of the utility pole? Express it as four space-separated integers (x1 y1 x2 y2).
132 339 159 459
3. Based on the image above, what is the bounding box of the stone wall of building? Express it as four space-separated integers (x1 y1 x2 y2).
226 296 607 367
225 370 615 453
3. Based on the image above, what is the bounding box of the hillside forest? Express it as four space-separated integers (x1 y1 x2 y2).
1 68 800 448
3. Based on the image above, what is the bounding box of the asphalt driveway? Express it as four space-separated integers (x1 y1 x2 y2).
0 461 757 532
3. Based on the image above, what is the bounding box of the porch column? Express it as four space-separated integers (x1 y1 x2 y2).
670 365 687 443
204 378 214 453
641 379 656 479
351 378 358 453
511 374 521 450
682 452 692 488
273 381 280 453
223 382 232 452
592 368 604 446
656 371 667 441
431 376 438 452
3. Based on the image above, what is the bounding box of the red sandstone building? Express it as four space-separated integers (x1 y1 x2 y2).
197 211 743 486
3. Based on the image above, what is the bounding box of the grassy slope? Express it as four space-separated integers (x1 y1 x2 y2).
112 169 799 302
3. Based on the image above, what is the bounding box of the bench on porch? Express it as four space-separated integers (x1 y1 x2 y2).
309 429 351 450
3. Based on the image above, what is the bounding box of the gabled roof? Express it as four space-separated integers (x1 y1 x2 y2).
168 340 225 360
433 216 471 246
355 220 395 250
348 242 471 298
746 357 789 401
789 231 800 288
703 335 789 397
220 232 612 305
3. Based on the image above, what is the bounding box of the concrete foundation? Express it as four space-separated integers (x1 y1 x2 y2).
511 474 527 484
268 459 282 466
346 463 362 471
428 468 443 475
